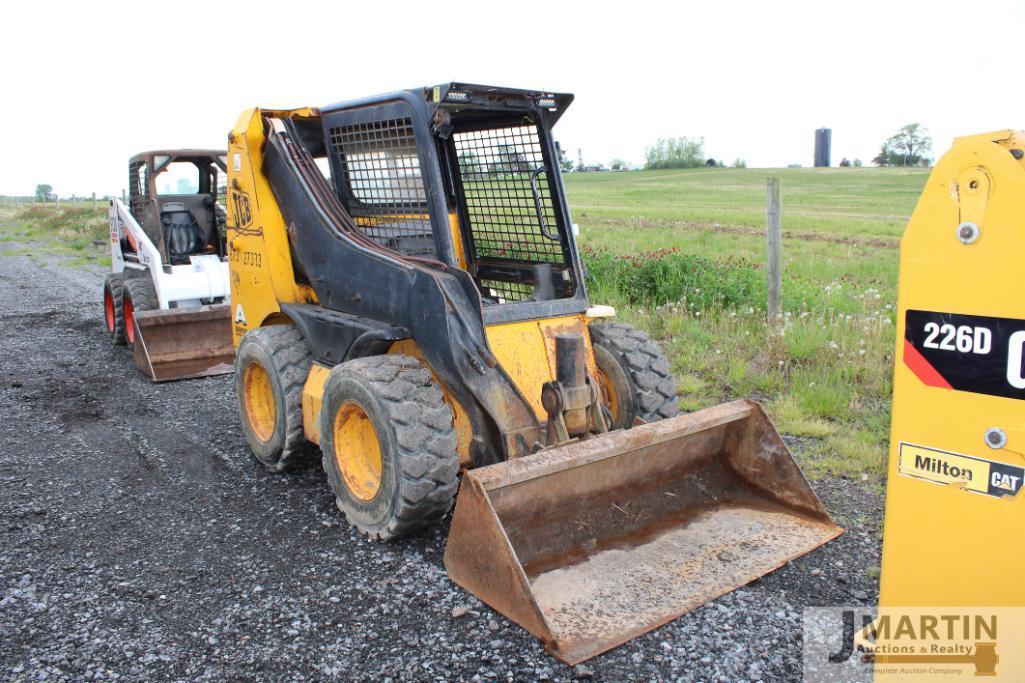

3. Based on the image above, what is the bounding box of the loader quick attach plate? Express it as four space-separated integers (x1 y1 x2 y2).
131 304 234 381
444 399 842 664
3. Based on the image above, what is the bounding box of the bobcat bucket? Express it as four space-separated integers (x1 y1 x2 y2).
444 399 842 665
130 304 234 382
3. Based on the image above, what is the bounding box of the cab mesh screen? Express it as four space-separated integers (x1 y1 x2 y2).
452 125 563 264
327 118 436 258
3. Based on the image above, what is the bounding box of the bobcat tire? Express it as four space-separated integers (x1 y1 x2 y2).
590 321 679 429
103 273 126 345
320 354 460 540
122 277 157 347
235 325 315 473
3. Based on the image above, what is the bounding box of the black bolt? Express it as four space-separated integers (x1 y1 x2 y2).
1011 149 1024 160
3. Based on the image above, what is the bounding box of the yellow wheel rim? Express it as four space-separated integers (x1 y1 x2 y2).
333 402 383 502
597 367 621 425
243 362 276 442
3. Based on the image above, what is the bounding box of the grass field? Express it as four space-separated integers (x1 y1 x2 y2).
0 203 109 267
567 166 930 479
1 166 930 480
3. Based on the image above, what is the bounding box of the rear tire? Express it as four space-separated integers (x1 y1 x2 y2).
320 354 460 540
590 322 679 428
235 325 315 473
103 273 126 345
122 277 157 347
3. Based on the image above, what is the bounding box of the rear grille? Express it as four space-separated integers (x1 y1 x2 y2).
328 118 436 258
453 125 563 265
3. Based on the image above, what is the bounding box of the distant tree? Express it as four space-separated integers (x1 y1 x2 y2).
853 158 863 167
35 184 53 202
609 158 628 171
839 158 851 167
705 158 719 167
644 137 705 170
732 158 747 168
874 123 932 167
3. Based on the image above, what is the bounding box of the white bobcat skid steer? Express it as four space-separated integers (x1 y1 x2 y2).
102 149 232 381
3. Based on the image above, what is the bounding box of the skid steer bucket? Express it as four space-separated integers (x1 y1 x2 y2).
131 304 234 382
445 399 842 664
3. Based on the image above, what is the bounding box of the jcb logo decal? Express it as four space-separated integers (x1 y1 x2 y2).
230 188 252 229
898 442 1024 498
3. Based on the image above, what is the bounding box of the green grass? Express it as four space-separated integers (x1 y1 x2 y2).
567 166 930 479
0 204 109 265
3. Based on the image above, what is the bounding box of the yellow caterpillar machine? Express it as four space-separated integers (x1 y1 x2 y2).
226 83 841 663
875 130 1025 675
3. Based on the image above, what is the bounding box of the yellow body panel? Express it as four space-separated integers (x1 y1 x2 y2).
302 363 331 445
484 314 598 419
226 107 319 345
880 130 1025 609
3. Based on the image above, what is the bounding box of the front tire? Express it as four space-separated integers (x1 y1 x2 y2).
590 322 679 428
103 273 126 345
235 325 314 473
122 278 157 347
320 355 460 540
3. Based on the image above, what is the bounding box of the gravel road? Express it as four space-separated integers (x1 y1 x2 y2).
0 249 884 681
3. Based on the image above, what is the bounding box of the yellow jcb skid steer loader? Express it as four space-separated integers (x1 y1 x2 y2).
226 84 841 664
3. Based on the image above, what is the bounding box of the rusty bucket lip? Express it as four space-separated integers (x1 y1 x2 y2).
130 303 233 382
445 398 844 666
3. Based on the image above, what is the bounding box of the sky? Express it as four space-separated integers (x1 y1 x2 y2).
2 0 1023 196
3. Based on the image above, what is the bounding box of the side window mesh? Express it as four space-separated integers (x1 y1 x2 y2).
453 125 562 263
327 118 435 258
452 124 566 302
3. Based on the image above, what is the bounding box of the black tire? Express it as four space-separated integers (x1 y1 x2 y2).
103 273 126 345
122 277 158 347
590 322 679 428
320 354 460 540
234 325 315 473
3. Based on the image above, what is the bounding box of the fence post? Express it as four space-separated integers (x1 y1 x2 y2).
766 178 782 321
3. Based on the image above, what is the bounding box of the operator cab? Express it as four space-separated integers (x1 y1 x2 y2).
289 84 582 317
126 150 228 265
